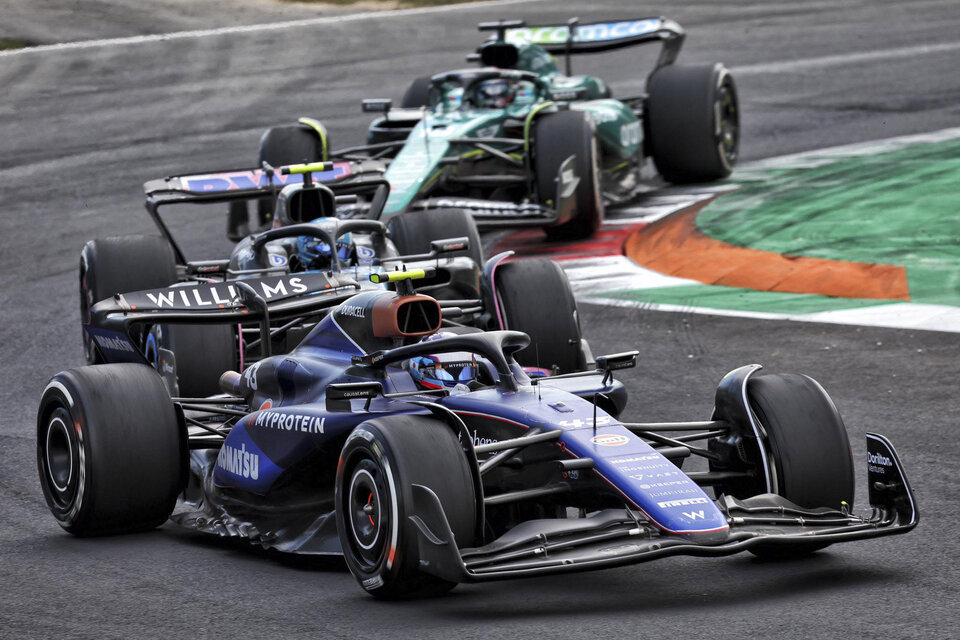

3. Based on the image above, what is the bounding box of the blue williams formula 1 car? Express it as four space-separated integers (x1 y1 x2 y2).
40 272 916 598
80 161 591 398
251 16 739 239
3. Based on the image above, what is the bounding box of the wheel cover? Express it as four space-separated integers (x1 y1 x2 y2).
40 407 80 511
715 78 739 169
345 459 389 568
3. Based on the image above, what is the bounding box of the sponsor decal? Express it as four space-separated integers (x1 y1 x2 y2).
216 442 259 480
591 433 629 447
142 277 309 309
254 411 325 434
362 575 384 590
356 246 376 261
637 479 686 489
620 121 641 147
649 488 697 498
868 451 892 466
268 253 288 267
558 163 580 199
430 198 545 218
560 416 612 428
627 469 677 479
506 19 660 46
258 400 272 411
181 164 351 193
93 334 135 354
657 497 710 509
458 430 498 446
610 454 661 465
868 450 893 473
338 304 366 318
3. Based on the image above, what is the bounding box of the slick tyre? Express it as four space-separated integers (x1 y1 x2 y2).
146 323 237 398
646 63 739 183
257 123 328 226
715 372 854 558
388 208 484 266
534 110 603 239
493 258 585 373
336 415 476 599
80 236 177 364
401 76 432 108
37 364 185 536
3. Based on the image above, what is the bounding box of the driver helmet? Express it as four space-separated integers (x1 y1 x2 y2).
408 331 479 390
475 78 516 109
296 230 353 270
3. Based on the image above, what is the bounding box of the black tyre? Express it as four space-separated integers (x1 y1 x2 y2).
146 322 237 398
335 414 476 599
400 76 432 108
80 236 177 364
494 258 584 373
37 364 185 536
533 109 603 240
257 124 327 227
388 208 484 266
713 372 854 558
646 63 739 184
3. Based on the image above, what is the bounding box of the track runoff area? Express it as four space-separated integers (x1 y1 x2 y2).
493 127 960 334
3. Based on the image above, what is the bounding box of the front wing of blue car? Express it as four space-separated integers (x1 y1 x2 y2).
409 433 917 582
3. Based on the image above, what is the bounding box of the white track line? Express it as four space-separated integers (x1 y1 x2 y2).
0 0 549 59
735 41 960 76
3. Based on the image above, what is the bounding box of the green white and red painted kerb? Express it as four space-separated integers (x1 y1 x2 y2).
494 128 960 333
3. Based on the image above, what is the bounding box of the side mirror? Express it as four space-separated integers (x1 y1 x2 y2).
595 350 639 384
430 236 469 256
362 99 393 114
326 381 384 412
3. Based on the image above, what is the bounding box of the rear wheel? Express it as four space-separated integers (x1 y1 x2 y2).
493 258 585 373
646 63 739 183
335 415 476 599
146 322 237 397
534 110 603 240
257 123 327 227
80 236 177 364
387 208 484 266
37 364 185 536
401 76 432 108
711 372 854 558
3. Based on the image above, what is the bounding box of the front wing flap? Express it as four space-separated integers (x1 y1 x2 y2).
410 433 916 582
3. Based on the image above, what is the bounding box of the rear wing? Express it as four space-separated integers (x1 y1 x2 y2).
86 272 362 364
483 17 685 73
142 160 389 264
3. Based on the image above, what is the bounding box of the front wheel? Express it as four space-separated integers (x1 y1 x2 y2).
533 110 603 240
37 364 185 536
711 372 854 558
335 414 476 599
493 258 585 373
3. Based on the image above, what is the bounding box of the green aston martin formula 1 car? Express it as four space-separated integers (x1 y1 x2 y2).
240 17 739 239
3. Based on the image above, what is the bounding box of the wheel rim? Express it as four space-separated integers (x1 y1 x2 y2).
41 406 80 510
715 77 739 169
345 459 389 569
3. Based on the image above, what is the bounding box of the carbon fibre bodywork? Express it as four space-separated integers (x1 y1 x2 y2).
154 288 916 583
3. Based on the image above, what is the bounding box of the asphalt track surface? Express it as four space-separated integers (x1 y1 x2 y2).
1 1 958 638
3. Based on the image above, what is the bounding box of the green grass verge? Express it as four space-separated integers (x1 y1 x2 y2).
695 138 960 307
